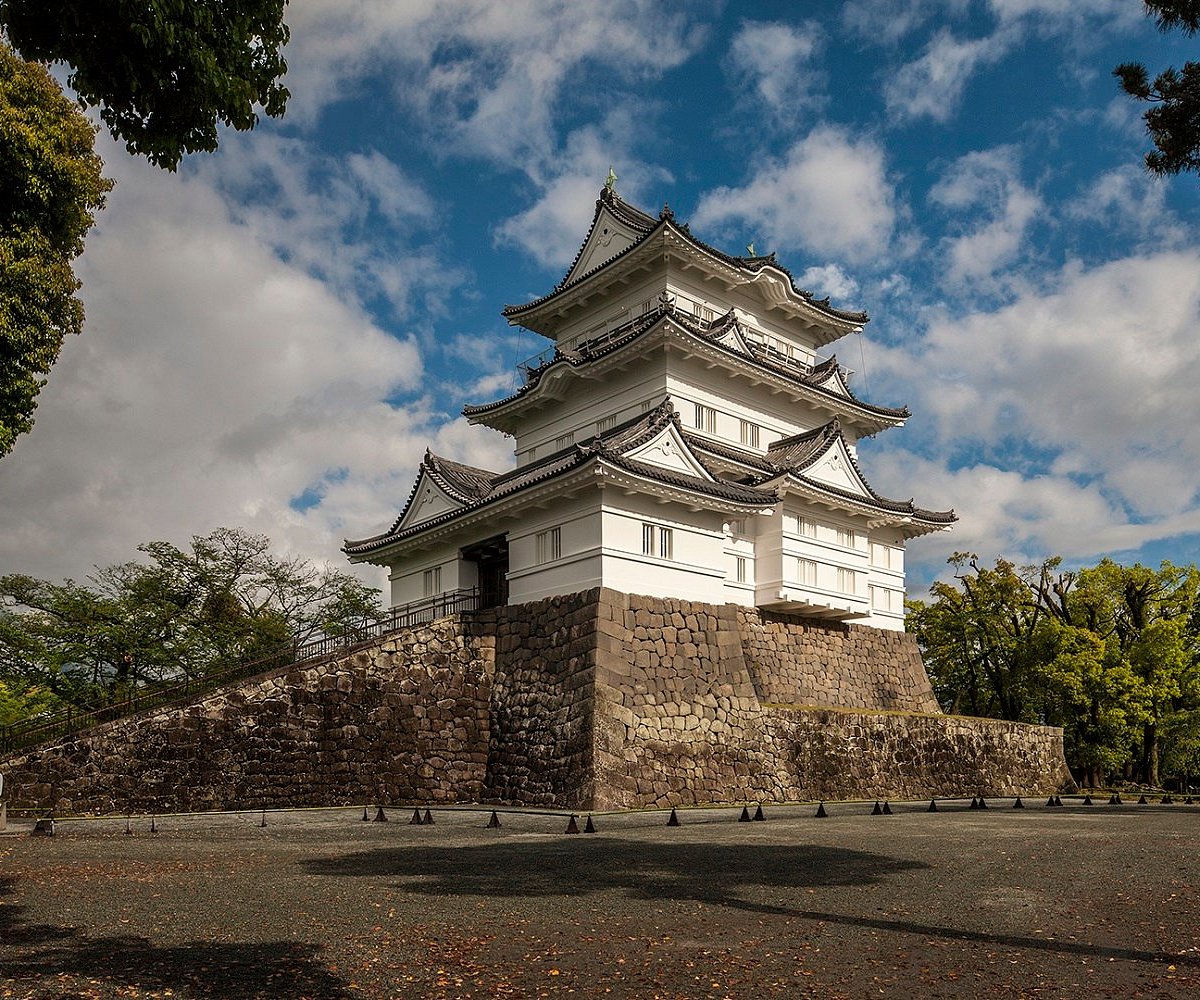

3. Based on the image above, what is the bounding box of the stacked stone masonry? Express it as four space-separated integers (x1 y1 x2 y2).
0 589 1074 813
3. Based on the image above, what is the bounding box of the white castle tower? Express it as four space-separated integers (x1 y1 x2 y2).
345 183 954 630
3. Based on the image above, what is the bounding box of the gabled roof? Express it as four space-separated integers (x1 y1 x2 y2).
464 297 907 433
757 418 957 531
502 188 869 330
344 400 776 561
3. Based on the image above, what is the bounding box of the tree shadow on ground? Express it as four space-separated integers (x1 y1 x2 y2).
302 838 1200 969
0 875 353 1000
302 837 924 906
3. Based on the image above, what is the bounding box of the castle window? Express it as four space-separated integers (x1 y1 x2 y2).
735 556 748 583
835 526 856 548
796 558 818 586
536 527 561 564
596 414 617 434
694 403 717 434
739 420 760 448
555 433 574 450
837 567 859 595
642 523 673 560
871 586 901 612
870 542 894 569
798 517 818 539
422 566 441 597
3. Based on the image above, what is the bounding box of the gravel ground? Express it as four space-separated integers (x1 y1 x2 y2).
2 798 1198 999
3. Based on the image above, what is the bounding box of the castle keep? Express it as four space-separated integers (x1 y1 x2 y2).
0 183 1073 813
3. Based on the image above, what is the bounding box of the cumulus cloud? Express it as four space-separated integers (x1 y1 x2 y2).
197 136 463 322
884 28 1015 122
928 147 1041 284
868 249 1200 579
283 1 708 178
0 145 510 584
797 264 860 302
691 127 896 264
493 115 674 270
726 20 826 117
1064 165 1184 248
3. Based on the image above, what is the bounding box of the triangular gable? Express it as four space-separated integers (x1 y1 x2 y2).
809 359 852 398
709 320 753 356
622 421 715 481
798 434 872 499
395 468 466 532
562 202 645 287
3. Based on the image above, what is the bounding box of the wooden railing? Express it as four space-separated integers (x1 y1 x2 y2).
0 588 480 755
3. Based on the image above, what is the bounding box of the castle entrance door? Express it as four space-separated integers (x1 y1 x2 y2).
462 534 509 610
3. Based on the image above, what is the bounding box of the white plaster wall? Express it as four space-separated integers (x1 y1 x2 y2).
388 547 466 608
513 362 666 465
505 494 605 603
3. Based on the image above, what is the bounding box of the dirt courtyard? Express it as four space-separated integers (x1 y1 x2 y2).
2 799 1197 998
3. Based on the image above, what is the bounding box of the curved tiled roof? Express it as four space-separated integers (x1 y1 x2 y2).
503 189 869 326
465 301 907 425
344 401 775 558
760 418 956 525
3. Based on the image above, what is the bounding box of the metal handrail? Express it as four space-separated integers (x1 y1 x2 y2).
0 587 481 755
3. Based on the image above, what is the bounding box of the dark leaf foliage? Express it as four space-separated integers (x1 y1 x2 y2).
0 528 384 720
0 0 290 169
1116 1 1200 175
0 42 110 457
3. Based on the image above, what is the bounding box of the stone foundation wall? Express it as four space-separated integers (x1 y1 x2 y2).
0 589 1074 813
738 608 939 712
481 592 599 808
0 618 493 815
592 592 776 808
764 707 1073 802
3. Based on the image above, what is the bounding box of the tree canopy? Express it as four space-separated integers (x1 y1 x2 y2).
0 528 384 719
0 0 290 170
908 553 1200 788
0 42 111 458
1115 0 1200 176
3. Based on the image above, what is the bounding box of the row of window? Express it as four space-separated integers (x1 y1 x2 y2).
533 522 676 566
691 403 762 448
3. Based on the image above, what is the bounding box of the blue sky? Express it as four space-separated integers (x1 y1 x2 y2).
2 0 1199 598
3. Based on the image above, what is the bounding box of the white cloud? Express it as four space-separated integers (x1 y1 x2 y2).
1064 165 1184 247
928 147 1041 284
884 28 1015 122
196 136 463 321
797 264 860 302
869 249 1200 574
283 1 708 178
691 127 896 264
0 147 509 584
493 116 674 270
726 20 826 117
842 0 970 45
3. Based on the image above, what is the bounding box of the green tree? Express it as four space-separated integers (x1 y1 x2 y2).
906 553 1058 721
0 42 111 458
0 0 290 169
1115 1 1200 176
0 528 384 715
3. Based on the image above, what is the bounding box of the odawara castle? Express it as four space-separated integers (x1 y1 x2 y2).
1 179 1073 816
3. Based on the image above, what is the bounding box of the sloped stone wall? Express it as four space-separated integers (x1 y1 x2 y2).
737 608 940 713
763 707 1074 802
592 591 775 808
1 618 493 815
